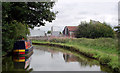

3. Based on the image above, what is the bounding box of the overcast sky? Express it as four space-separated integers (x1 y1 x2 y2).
34 0 119 32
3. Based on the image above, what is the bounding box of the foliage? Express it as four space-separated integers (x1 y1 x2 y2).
59 32 62 34
2 2 58 28
2 21 30 53
2 2 57 55
47 31 51 34
75 20 115 38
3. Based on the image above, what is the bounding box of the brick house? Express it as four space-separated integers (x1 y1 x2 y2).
63 26 78 37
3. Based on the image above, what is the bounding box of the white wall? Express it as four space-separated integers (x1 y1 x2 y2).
51 31 60 37
30 29 45 36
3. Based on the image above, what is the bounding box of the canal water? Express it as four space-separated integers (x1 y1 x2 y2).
2 45 114 72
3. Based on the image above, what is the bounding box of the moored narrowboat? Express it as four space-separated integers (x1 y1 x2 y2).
13 40 33 57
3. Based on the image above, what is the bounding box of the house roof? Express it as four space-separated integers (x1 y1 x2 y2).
66 26 78 31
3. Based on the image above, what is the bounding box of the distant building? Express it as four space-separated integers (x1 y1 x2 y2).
51 26 61 37
63 26 78 37
30 29 45 36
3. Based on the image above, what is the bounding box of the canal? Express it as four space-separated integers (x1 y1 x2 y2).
2 45 114 72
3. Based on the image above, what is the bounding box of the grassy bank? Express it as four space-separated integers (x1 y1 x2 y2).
32 38 119 72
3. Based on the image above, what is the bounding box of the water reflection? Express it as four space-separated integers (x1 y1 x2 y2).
2 50 33 72
13 56 31 70
2 45 116 72
63 53 100 68
63 53 78 62
30 45 101 71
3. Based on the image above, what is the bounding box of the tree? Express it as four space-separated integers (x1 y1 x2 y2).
75 20 115 38
2 2 58 28
2 2 57 55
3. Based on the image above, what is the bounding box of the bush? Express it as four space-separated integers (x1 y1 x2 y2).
75 20 115 38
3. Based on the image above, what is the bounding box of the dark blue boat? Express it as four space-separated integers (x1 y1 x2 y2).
13 40 33 57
